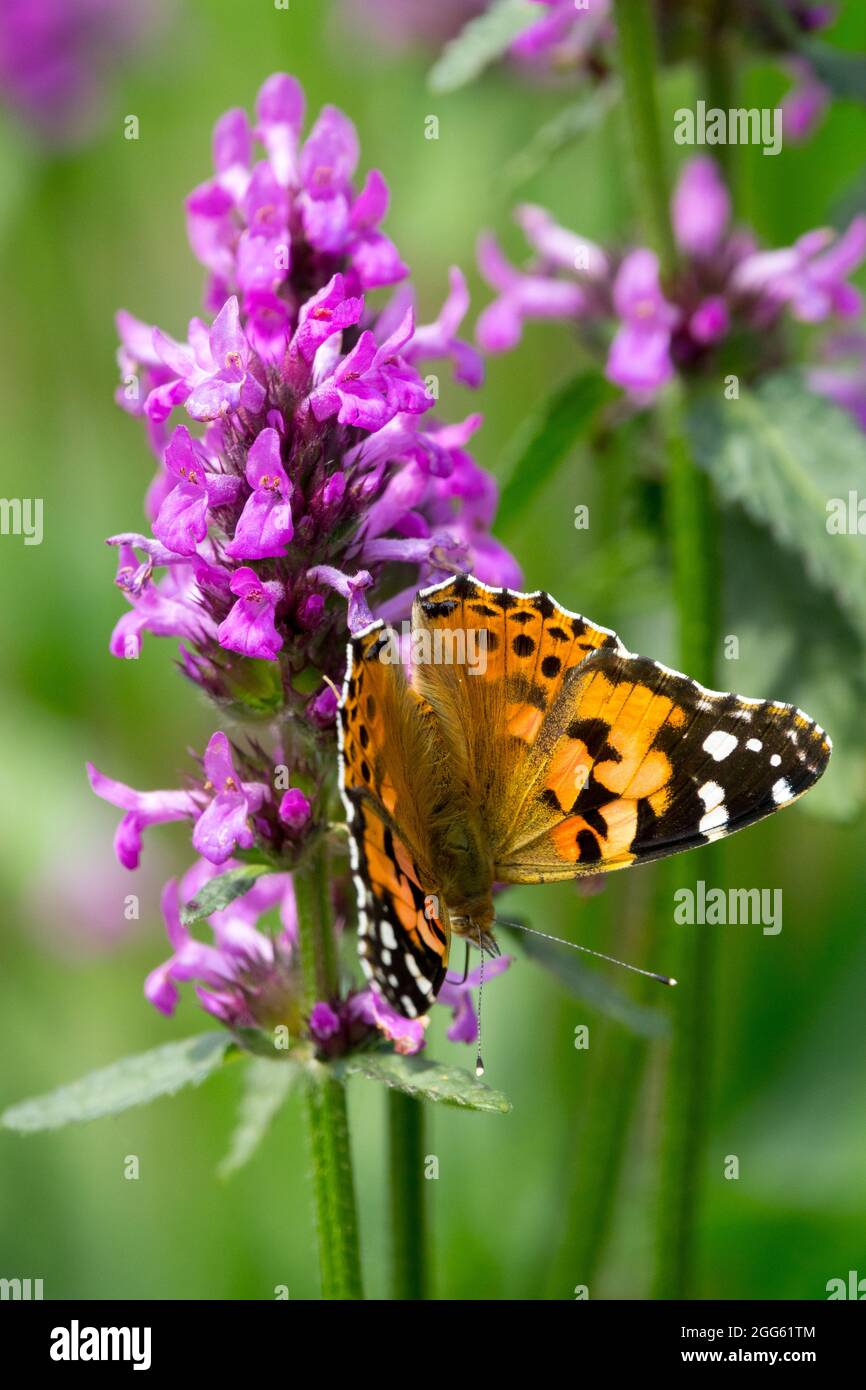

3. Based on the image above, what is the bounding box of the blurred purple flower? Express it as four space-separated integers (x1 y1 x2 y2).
479 156 866 400
0 0 165 146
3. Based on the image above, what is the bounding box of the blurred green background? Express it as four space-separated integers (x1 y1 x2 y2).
1 0 865 1300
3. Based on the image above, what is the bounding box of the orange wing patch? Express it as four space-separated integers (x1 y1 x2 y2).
494 648 831 882
339 621 452 1017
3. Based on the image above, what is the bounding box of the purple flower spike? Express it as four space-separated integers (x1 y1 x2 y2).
217 567 284 660
226 428 294 559
87 764 199 870
672 157 730 259
192 732 266 865
606 250 679 392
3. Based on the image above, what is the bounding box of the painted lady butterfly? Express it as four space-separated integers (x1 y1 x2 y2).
338 574 831 1019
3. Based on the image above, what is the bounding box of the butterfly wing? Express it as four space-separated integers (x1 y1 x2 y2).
409 572 626 859
339 621 453 1016
493 648 832 881
409 574 830 883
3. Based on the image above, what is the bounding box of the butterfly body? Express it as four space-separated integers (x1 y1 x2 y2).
338 573 831 1020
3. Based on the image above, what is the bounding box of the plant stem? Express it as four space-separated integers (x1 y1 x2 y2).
698 0 737 188
547 871 660 1298
613 0 722 1299
612 0 676 273
296 842 364 1300
387 1091 430 1300
653 338 722 1308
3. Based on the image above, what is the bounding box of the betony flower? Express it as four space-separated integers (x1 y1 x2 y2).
478 156 866 400
306 565 375 634
278 789 312 832
224 428 293 559
86 764 198 870
96 72 517 1059
217 568 284 661
606 250 679 392
438 955 512 1044
191 733 267 865
153 426 241 557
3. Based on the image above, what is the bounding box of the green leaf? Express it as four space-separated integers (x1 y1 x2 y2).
497 371 616 533
218 1057 299 1179
429 0 536 94
687 373 866 645
502 85 620 188
722 511 866 822
800 41 866 103
499 926 670 1039
339 1052 511 1113
180 864 273 926
2 1034 231 1133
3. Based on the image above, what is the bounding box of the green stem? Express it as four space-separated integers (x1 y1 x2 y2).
698 0 737 188
654 394 720 1301
296 843 364 1300
612 0 676 272
547 872 660 1298
387 1091 430 1300
612 0 723 1299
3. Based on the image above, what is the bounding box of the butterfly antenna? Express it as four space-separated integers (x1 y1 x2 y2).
475 925 485 1077
494 918 677 987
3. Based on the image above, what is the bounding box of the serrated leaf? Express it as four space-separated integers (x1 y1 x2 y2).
497 371 615 532
339 1052 511 1113
687 373 866 645
429 0 536 94
180 864 272 926
2 1034 231 1133
500 926 670 1039
722 511 866 821
503 85 620 188
218 1057 298 1179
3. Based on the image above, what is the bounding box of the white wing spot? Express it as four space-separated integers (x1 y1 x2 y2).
703 730 738 761
698 780 727 834
772 778 793 805
745 738 763 752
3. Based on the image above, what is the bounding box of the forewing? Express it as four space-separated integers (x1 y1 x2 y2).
409 573 626 853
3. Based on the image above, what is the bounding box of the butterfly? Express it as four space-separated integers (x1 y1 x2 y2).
338 573 831 1020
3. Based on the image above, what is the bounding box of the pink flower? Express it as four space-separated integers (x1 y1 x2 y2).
606 251 679 392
